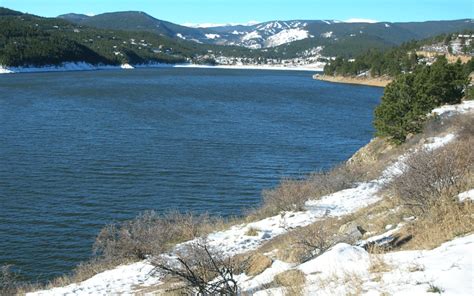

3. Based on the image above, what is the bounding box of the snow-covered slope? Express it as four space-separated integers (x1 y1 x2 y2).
234 21 312 48
253 234 474 296
264 28 310 47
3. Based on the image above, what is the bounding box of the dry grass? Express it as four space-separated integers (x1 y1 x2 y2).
250 163 366 220
387 123 474 250
315 271 365 296
93 210 236 262
398 197 474 250
254 216 353 264
23 211 240 294
389 136 473 214
348 137 401 181
231 251 273 278
245 227 260 237
274 269 306 296
368 253 391 275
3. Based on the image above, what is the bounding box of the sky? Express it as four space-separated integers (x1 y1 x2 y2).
1 0 473 25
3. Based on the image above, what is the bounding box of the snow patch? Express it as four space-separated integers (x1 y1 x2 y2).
299 243 370 275
458 189 474 202
28 262 159 296
241 30 263 41
234 260 294 292
182 21 259 28
345 18 378 23
205 33 220 39
120 63 134 69
265 28 310 47
321 31 333 38
423 134 456 150
431 100 474 117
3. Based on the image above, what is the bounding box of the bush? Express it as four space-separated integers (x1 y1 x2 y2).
390 138 473 214
374 56 469 144
93 211 222 262
257 163 363 217
0 265 19 295
152 241 240 295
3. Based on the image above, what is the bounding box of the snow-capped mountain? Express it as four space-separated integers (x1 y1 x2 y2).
229 21 313 48
59 12 474 51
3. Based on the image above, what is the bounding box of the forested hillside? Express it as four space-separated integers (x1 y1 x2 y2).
1 7 473 68
323 31 474 77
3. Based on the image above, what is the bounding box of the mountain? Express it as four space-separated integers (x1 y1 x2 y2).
1 7 473 69
58 11 212 43
57 13 90 22
59 11 474 50
1 9 233 67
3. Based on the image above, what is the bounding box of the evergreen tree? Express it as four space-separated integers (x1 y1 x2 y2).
374 56 469 143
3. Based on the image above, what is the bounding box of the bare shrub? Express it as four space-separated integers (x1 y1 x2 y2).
260 217 353 264
256 163 364 217
454 113 474 141
0 265 19 295
93 211 223 262
390 138 473 214
399 196 474 250
245 227 259 237
152 241 241 295
293 225 334 262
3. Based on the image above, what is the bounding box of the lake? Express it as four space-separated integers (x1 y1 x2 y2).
0 68 383 282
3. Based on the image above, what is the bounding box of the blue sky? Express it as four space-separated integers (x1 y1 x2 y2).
1 0 473 24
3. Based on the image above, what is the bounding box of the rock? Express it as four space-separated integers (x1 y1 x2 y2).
338 222 366 241
246 253 273 276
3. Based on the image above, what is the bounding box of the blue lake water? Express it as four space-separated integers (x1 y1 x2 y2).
0 68 383 282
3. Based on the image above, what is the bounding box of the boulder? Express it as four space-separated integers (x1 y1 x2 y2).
338 221 366 241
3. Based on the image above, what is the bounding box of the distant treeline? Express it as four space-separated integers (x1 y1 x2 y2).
0 9 202 67
323 31 474 78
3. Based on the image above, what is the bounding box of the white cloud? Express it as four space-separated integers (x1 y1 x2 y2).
344 18 378 23
85 12 96 17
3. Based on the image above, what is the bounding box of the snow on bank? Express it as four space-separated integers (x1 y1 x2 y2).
28 103 471 295
0 62 181 74
29 262 159 296
0 61 324 74
431 100 474 117
174 63 325 72
298 234 474 296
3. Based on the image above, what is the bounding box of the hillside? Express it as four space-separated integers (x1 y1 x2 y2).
59 11 474 52
1 7 473 71
320 31 474 89
0 8 473 73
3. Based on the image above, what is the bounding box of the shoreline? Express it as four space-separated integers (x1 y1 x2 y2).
313 74 392 87
26 100 474 295
0 62 324 75
175 63 324 72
